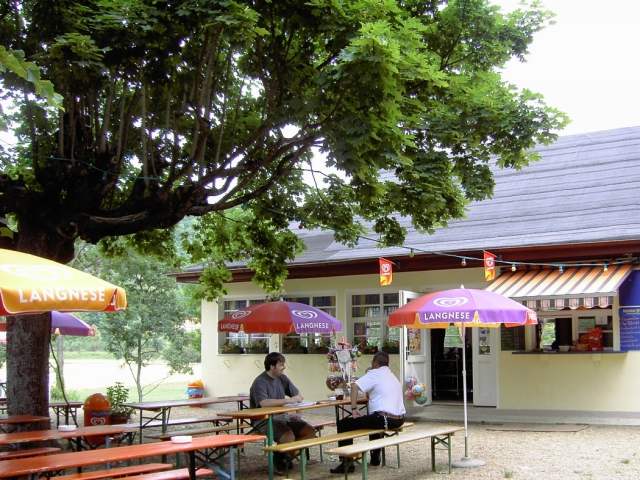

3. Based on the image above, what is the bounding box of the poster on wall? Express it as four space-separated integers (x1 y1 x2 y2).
408 328 422 353
620 307 640 351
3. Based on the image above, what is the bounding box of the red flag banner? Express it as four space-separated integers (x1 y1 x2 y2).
379 258 393 286
484 251 497 282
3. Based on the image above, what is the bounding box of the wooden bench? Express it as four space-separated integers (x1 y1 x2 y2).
326 425 464 479
0 446 61 460
308 419 336 461
55 463 173 480
125 415 232 439
121 467 213 480
264 428 384 479
146 423 245 441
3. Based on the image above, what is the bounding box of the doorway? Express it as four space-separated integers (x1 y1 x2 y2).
430 328 472 402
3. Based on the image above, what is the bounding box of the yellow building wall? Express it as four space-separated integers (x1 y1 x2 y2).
200 267 637 412
499 351 640 411
201 268 482 400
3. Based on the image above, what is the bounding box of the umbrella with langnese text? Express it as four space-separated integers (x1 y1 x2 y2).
388 287 536 468
218 301 342 334
0 248 127 314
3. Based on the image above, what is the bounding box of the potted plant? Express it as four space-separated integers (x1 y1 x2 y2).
247 339 268 354
220 341 244 354
382 339 400 354
106 382 133 424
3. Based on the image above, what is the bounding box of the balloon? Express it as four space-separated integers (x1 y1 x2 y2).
405 376 418 388
412 383 425 396
414 394 429 405
404 389 415 401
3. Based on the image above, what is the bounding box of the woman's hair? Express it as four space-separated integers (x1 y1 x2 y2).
264 352 286 371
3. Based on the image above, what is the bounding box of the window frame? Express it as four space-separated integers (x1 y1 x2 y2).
348 291 400 353
535 309 614 351
281 293 337 354
218 297 268 354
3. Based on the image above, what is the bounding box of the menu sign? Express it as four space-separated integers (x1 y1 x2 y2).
620 307 640 351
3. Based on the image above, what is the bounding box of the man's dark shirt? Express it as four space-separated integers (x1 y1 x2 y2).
250 371 299 409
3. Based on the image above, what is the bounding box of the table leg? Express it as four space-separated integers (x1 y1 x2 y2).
267 416 274 480
447 434 452 474
431 437 435 472
162 408 168 434
188 451 196 480
138 410 144 444
300 447 307 480
229 446 236 480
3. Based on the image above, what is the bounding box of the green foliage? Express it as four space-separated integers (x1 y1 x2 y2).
0 0 566 294
76 244 196 400
51 382 82 401
0 47 63 113
106 382 133 416
1 0 568 414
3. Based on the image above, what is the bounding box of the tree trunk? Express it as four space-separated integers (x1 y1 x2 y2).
7 313 51 419
6 218 75 424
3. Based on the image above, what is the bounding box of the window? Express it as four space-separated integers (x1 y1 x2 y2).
219 298 268 354
578 315 613 350
351 292 399 353
500 325 525 351
535 311 614 351
282 295 336 354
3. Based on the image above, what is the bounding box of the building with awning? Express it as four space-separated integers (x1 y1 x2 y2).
177 126 640 414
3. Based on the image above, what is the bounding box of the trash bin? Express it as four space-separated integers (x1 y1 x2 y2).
83 393 111 446
187 380 204 404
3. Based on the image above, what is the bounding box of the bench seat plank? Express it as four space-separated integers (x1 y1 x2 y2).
55 463 173 480
121 467 213 480
264 428 385 453
146 424 244 441
124 415 231 430
326 426 463 479
326 428 459 457
0 447 61 460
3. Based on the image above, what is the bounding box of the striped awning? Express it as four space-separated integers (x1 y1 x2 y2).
486 264 633 311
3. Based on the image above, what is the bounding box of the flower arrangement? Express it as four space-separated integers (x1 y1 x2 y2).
325 339 360 391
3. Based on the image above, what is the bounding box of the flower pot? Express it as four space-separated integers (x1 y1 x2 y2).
110 412 130 425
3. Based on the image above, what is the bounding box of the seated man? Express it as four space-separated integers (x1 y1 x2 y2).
331 351 405 474
250 352 316 472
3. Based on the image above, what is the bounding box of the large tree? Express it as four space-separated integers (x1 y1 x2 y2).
77 248 197 401
0 0 566 416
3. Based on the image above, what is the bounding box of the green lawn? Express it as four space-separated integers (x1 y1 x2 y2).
63 381 188 403
63 351 116 360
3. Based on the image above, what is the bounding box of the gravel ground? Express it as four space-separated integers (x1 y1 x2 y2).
225 413 640 480
136 408 640 480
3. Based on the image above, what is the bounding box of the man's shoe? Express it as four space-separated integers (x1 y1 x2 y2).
330 463 355 474
274 454 290 475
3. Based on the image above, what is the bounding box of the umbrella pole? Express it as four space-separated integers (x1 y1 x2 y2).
452 325 485 468
461 325 468 457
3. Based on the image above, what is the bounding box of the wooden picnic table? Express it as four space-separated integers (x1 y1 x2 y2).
0 415 49 432
50 401 83 426
124 395 249 439
225 398 367 480
0 424 136 450
0 433 265 480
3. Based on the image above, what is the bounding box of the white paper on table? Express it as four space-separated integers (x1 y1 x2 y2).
284 401 317 407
